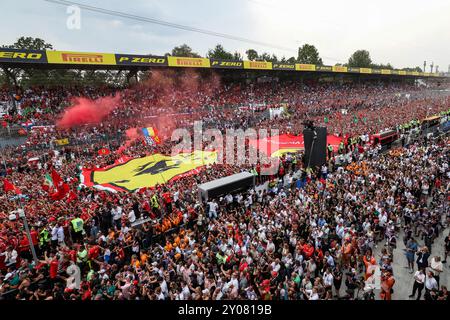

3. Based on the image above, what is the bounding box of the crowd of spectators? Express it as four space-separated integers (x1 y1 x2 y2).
0 77 449 300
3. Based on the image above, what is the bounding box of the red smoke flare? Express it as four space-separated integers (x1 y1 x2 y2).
56 94 121 128
116 127 142 154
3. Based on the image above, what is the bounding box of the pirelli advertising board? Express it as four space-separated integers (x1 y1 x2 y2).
210 59 243 69
316 65 332 72
0 48 443 78
243 60 272 70
115 54 167 66
46 50 117 65
272 63 296 71
0 48 47 64
332 66 348 73
167 56 210 68
359 68 372 74
296 64 316 71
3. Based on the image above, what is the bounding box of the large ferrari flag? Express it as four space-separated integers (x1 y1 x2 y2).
249 134 343 158
80 150 217 192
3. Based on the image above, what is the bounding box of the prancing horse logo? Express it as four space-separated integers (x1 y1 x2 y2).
133 160 180 176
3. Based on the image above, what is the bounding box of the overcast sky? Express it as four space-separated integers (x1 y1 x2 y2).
1 0 449 70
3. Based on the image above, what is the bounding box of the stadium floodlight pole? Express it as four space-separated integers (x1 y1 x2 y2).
17 200 39 266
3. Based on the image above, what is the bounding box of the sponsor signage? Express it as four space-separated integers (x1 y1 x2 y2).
115 54 167 66
332 66 348 73
243 60 272 70
167 56 210 68
295 64 316 71
316 65 332 72
210 59 243 69
46 51 117 65
359 68 372 74
347 67 360 73
272 63 296 71
0 48 47 63
0 48 442 78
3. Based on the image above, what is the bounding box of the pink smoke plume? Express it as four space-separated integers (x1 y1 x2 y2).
140 69 222 139
116 127 142 154
56 94 121 128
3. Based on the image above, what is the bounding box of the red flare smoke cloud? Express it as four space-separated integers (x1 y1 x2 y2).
56 94 121 128
116 127 142 154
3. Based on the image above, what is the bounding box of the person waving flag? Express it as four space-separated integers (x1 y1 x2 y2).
142 127 161 146
2 178 22 195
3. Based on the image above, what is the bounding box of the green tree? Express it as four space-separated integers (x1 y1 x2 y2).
245 49 259 61
4 36 53 50
297 44 322 65
286 57 296 63
401 66 422 72
256 52 278 62
232 51 243 60
169 44 201 57
371 63 394 70
207 44 234 60
348 50 372 68
1 36 54 86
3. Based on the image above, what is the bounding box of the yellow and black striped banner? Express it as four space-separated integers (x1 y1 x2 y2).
0 48 443 78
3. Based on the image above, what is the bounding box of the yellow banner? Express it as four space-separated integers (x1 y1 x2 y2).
46 51 116 65
295 64 316 71
91 151 217 192
398 70 407 75
167 56 210 68
332 66 348 73
55 138 69 146
359 68 372 74
381 69 392 75
243 60 272 70
412 71 419 76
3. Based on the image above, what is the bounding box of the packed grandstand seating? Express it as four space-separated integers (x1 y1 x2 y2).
0 76 449 301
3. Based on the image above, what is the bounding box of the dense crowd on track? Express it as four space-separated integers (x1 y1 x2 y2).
0 77 449 300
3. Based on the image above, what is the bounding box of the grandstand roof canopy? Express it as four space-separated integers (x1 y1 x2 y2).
0 47 447 79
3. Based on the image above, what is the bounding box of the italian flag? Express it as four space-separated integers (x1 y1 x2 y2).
42 173 54 193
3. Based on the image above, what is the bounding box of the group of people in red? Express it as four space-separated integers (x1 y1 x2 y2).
0 76 449 300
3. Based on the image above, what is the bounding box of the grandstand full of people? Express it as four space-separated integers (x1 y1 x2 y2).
1 71 449 301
